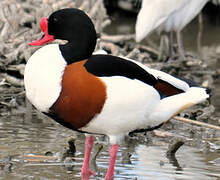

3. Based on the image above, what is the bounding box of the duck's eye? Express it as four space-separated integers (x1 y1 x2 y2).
53 17 58 22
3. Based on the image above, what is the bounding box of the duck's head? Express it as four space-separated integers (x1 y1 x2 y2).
29 8 97 61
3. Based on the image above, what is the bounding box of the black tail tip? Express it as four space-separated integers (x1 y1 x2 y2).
206 88 212 96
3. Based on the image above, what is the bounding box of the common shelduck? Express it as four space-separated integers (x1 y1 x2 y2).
24 8 211 180
135 0 209 59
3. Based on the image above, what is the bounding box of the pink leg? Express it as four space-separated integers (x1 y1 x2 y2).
105 144 119 180
81 136 95 179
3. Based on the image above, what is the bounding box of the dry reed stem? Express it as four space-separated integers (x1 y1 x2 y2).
173 116 220 130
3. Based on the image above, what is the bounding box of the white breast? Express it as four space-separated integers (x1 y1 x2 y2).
24 44 67 112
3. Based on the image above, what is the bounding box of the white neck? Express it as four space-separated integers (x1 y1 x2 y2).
24 44 67 112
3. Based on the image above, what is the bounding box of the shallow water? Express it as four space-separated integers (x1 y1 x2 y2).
0 114 219 180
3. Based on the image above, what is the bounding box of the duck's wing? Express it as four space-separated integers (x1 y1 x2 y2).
84 54 189 97
135 0 189 42
85 54 157 86
122 56 190 95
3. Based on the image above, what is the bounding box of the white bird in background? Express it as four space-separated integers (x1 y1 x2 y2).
135 0 209 59
212 0 220 5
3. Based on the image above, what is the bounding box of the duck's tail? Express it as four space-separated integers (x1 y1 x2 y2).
148 87 211 125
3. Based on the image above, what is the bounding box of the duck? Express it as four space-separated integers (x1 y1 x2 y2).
135 0 209 59
24 8 211 180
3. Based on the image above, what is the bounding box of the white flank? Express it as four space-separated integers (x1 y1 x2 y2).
24 44 67 112
81 76 161 144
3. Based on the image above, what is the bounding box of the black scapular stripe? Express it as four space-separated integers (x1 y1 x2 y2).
84 54 157 86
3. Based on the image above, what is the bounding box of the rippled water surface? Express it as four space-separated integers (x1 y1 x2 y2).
0 114 219 180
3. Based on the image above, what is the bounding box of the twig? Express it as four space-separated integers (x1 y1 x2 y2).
1 22 10 40
7 64 25 76
99 41 119 55
79 1 89 11
153 130 173 137
23 154 57 159
101 19 111 29
90 143 103 170
91 143 103 161
126 48 140 59
52 0 75 10
23 154 58 162
101 34 135 43
66 136 76 155
25 97 32 121
89 0 103 18
3 73 24 87
136 44 159 57
167 140 184 156
173 116 220 130
0 101 11 107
